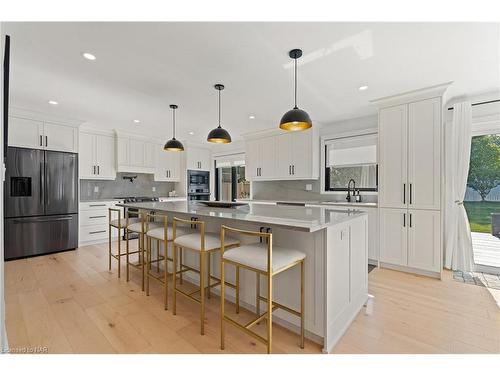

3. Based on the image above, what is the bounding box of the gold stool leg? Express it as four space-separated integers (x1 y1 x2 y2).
126 229 130 282
172 245 177 315
108 224 112 271
236 266 240 314
220 257 225 350
164 240 168 310
117 227 121 278
179 248 183 285
267 272 273 354
207 252 211 299
300 260 305 349
256 272 260 318
141 231 145 291
157 239 160 273
200 251 206 335
146 236 151 296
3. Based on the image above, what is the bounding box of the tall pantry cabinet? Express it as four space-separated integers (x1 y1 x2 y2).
374 83 451 277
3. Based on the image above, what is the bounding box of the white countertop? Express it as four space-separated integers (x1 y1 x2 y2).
236 198 377 208
116 201 367 233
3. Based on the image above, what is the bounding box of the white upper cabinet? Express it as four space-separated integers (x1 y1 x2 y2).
115 132 155 174
8 116 78 153
408 98 441 210
187 146 211 171
245 127 318 181
155 147 181 182
79 130 116 180
378 105 408 209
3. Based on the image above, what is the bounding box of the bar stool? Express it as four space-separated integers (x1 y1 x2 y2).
126 211 161 291
172 217 240 335
219 225 306 354
108 208 140 278
144 213 194 310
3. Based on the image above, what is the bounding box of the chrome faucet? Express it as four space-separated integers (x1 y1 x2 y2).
346 179 356 202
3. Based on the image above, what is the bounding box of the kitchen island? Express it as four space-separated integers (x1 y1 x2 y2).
117 201 369 353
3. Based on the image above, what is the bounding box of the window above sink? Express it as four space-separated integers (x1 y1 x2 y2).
323 132 378 192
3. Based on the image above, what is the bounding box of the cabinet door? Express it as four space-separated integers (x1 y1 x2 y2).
276 134 292 178
245 139 259 178
8 117 44 149
407 210 441 272
167 151 181 181
187 147 200 170
129 139 145 167
259 137 276 178
43 122 78 152
366 207 379 261
379 208 407 266
291 130 312 178
95 134 116 180
379 105 408 208
155 147 168 181
408 98 441 210
198 148 211 171
350 216 368 300
144 142 156 169
79 132 96 179
116 137 129 167
328 225 350 320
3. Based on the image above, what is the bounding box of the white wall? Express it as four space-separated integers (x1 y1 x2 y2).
1 26 8 352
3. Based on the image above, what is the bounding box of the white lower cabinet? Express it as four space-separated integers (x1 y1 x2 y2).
79 200 123 245
379 207 441 273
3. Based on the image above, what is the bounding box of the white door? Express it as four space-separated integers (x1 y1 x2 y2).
129 139 145 167
328 225 350 320
259 137 276 178
43 122 78 152
79 132 96 179
245 139 259 178
365 207 379 261
116 137 129 167
408 98 441 210
167 151 181 181
379 105 408 208
187 147 200 170
291 130 312 178
198 148 211 171
95 134 116 180
8 117 44 149
407 209 441 272
276 134 292 178
144 142 156 170
155 148 168 181
379 208 408 266
350 216 368 300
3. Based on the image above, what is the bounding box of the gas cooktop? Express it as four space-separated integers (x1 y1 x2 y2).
114 196 159 203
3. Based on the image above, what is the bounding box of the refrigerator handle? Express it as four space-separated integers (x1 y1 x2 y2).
40 162 43 202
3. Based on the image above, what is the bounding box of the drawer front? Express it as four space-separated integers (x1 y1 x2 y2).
79 201 120 211
80 209 109 226
80 223 115 243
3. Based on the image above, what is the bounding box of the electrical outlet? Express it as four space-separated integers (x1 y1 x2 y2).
152 186 156 192
305 184 312 191
94 186 99 193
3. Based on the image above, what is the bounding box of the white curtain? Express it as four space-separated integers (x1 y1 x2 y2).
444 101 474 271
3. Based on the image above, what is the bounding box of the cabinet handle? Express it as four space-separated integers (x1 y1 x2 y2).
403 213 406 227
89 215 106 219
289 165 291 175
89 230 106 234
403 183 406 204
409 183 413 205
40 135 43 147
97 165 100 175
93 165 96 175
45 136 48 147
89 204 106 207
409 213 412 228
292 165 295 175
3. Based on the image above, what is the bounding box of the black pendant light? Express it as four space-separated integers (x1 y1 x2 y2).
164 104 184 151
279 49 312 131
207 84 232 144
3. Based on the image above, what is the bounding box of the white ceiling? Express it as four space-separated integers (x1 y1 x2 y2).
3 22 500 143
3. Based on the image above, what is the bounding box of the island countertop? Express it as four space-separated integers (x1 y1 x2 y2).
116 201 367 233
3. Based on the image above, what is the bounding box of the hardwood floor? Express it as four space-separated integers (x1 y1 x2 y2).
4 241 500 354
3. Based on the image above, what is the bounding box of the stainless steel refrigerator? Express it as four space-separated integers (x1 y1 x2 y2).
4 147 78 260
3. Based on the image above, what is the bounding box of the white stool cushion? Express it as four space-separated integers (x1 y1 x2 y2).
174 232 239 251
223 242 305 273
127 222 161 233
146 226 193 241
110 217 140 228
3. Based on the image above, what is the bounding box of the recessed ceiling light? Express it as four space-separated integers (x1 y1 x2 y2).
133 119 140 123
249 115 255 119
48 100 58 105
358 85 368 91
188 131 195 135
82 52 96 61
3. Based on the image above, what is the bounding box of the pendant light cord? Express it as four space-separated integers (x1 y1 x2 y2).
218 89 221 128
294 57 298 109
172 107 176 138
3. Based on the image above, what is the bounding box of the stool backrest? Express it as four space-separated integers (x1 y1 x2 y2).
173 217 206 250
145 212 169 239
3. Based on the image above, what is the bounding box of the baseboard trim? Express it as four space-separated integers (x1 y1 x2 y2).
380 262 441 279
